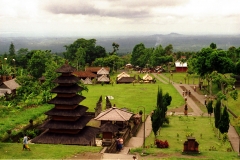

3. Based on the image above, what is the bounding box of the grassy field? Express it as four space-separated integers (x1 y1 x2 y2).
0 104 53 140
0 143 102 159
81 78 185 114
1 71 240 159
164 72 202 85
131 116 238 159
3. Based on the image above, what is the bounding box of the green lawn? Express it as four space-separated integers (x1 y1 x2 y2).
0 104 53 140
0 143 102 159
131 116 238 159
1 71 240 159
81 80 185 114
164 72 202 85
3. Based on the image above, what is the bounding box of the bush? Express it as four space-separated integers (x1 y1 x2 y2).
155 139 169 148
25 129 40 139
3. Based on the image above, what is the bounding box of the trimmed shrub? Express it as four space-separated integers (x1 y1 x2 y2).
155 139 169 148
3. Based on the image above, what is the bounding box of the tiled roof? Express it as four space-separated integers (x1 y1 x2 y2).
72 71 97 78
85 67 110 72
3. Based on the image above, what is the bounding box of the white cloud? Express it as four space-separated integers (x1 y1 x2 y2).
0 0 239 36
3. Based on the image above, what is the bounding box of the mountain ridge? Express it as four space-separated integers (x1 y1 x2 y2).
1 34 240 54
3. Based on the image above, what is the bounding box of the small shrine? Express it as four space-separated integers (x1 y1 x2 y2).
183 137 199 153
94 106 133 147
100 121 119 146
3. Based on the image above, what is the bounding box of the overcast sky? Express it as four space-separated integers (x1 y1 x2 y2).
0 0 240 37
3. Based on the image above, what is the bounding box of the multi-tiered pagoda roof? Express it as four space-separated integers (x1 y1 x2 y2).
32 62 99 145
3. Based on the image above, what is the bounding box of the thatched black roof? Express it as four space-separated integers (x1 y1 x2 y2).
56 63 77 73
48 95 86 105
100 122 119 132
53 75 79 84
41 115 92 129
117 77 135 83
31 126 99 145
45 105 88 116
51 84 83 93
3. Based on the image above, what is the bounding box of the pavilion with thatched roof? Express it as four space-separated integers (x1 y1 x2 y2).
95 106 133 146
117 72 130 80
94 106 133 129
117 77 135 84
0 78 20 97
97 74 110 84
82 77 93 85
31 62 99 145
143 73 153 83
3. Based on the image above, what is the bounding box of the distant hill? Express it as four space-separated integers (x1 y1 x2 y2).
1 34 240 55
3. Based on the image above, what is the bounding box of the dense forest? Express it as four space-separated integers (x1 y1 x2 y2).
0 38 240 106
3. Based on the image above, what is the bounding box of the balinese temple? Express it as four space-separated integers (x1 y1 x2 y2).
32 62 99 145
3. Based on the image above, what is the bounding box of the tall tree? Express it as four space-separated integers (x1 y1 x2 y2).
8 42 16 66
210 42 217 49
151 87 171 137
9 42 16 57
151 45 164 66
131 43 145 66
227 46 237 62
214 99 221 129
41 56 64 91
75 47 86 70
206 100 213 122
164 44 173 55
218 106 230 134
234 60 240 75
111 42 119 55
16 48 29 69
28 50 51 79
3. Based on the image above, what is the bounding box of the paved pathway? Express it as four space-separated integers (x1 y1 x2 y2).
102 73 239 159
152 73 168 84
158 74 239 153
102 115 152 159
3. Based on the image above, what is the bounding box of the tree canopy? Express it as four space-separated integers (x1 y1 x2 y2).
63 38 107 66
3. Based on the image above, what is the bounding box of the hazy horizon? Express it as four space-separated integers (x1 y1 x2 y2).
1 34 240 54
1 32 240 38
